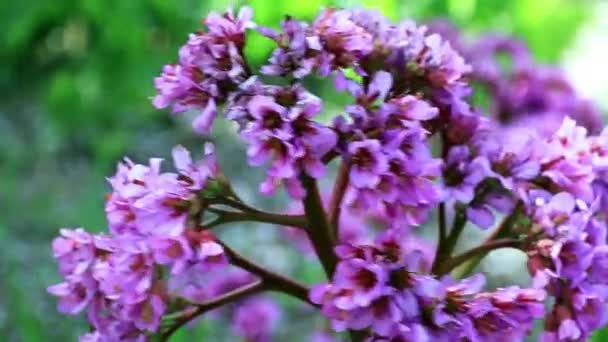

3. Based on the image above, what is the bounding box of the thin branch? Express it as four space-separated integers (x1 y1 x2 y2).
431 207 467 274
431 130 452 275
485 204 522 242
204 207 307 230
160 281 264 341
215 195 264 214
436 239 523 276
348 330 368 342
301 174 338 277
221 243 314 305
322 150 340 164
160 242 316 340
443 208 467 257
433 202 447 268
328 161 351 240
453 203 523 278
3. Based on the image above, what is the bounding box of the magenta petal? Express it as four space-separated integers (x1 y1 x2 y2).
192 100 217 134
171 145 192 172
467 206 495 229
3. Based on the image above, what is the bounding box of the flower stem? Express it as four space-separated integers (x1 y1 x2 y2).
431 207 467 274
204 207 307 229
160 241 316 340
160 281 264 341
349 330 368 342
328 161 351 240
433 202 448 268
221 243 314 304
453 204 522 278
435 238 523 276
301 175 338 277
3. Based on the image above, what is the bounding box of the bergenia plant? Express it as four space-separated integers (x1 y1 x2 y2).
48 7 608 342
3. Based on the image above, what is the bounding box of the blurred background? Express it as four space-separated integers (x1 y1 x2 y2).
0 0 607 341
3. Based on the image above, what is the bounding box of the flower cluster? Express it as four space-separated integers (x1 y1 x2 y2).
428 22 603 136
311 229 546 341
105 144 219 237
49 5 608 342
258 9 374 77
525 192 608 341
153 8 254 133
513 119 608 340
473 37 602 135
225 80 337 197
175 268 282 341
261 9 483 222
281 194 436 271
48 146 228 340
336 71 444 225
153 7 481 209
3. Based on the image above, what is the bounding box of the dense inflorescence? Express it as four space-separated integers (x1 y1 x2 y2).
427 21 603 137
48 6 608 342
49 146 229 340
311 230 546 341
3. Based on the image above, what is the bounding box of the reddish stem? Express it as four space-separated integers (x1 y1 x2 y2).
160 281 264 341
160 243 316 341
222 243 314 304
204 207 307 230
435 238 523 275
301 175 338 277
328 161 351 240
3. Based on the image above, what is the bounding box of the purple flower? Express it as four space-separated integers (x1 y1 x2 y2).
52 228 96 276
311 9 374 74
84 320 146 342
339 70 393 104
344 132 443 225
184 229 227 266
105 157 163 235
445 27 603 136
123 294 167 332
47 274 97 314
232 297 281 342
172 143 219 191
179 9 251 83
261 8 375 78
130 183 192 237
259 18 315 78
524 189 608 340
348 139 389 188
204 7 255 44
153 64 219 134
312 233 545 340
541 117 595 203
333 258 388 308
54 6 608 341
106 247 155 304
231 82 336 198
149 236 193 275
481 129 541 191
154 7 255 134
105 145 220 238
442 145 488 203
467 287 546 340
423 33 472 88
79 331 103 342
380 95 439 129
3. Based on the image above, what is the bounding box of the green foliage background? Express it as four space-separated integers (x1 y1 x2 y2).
0 0 603 341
